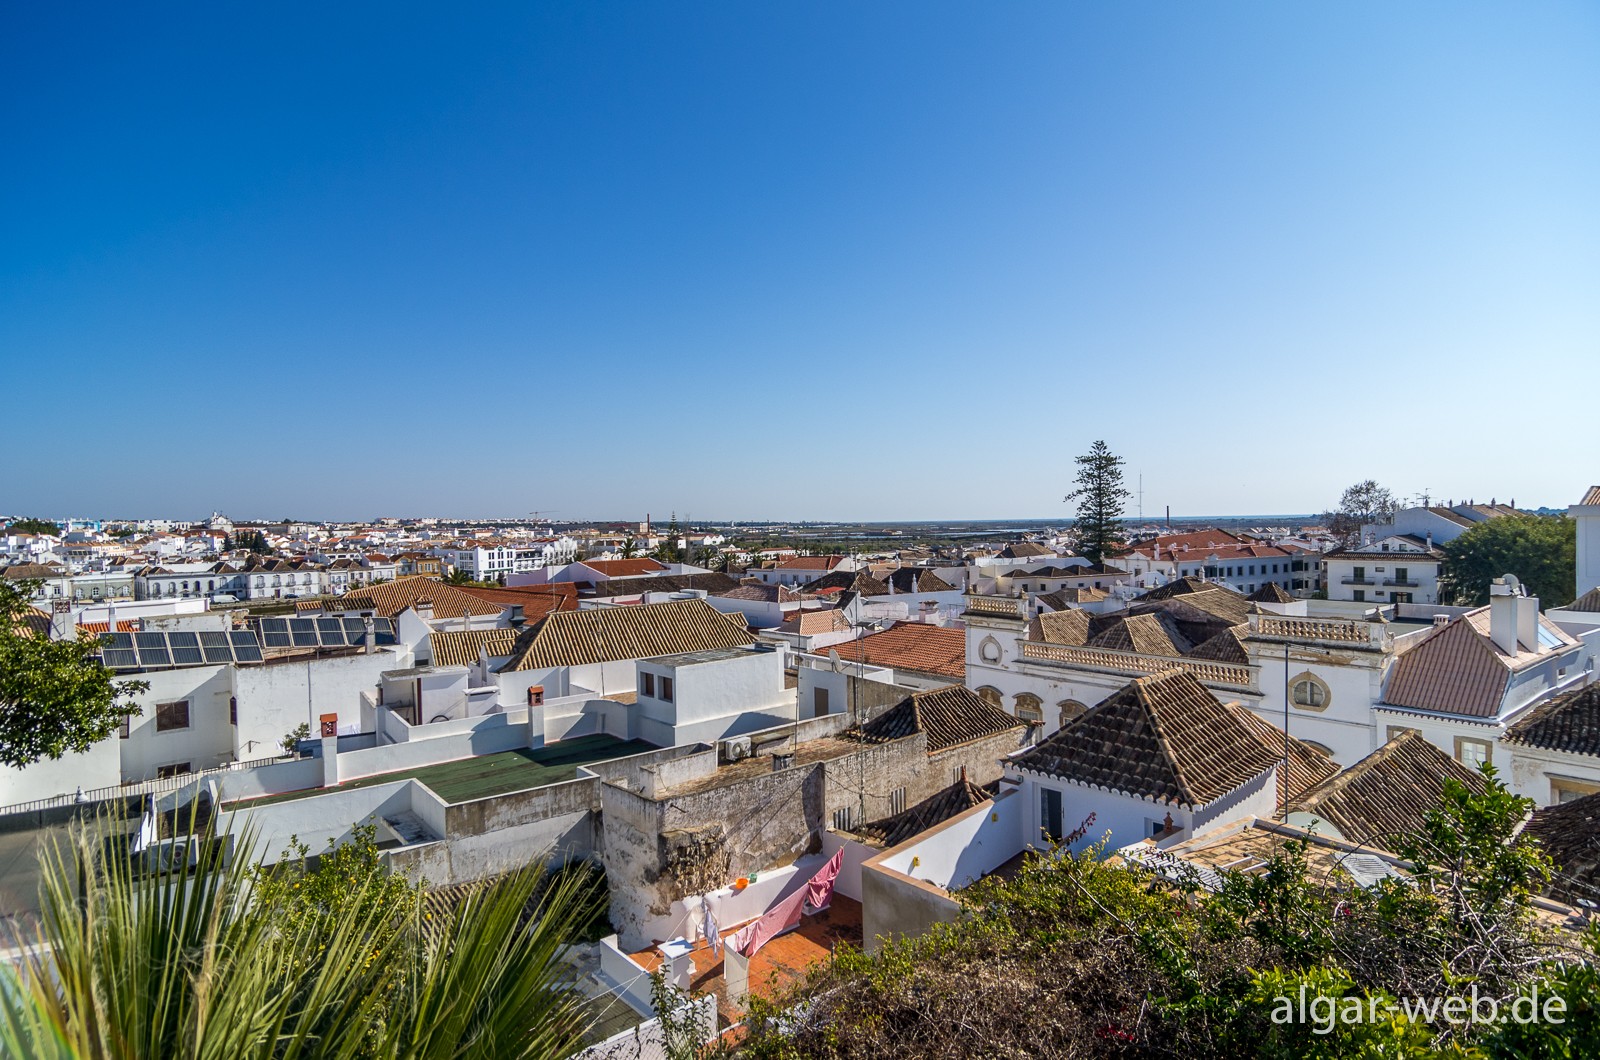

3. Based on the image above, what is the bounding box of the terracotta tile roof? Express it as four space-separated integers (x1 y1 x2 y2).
13 607 52 638
455 583 580 623
777 609 852 636
497 598 754 672
1187 625 1251 665
858 685 1025 753
1132 577 1216 602
1130 587 1253 628
1088 613 1190 657
1221 702 1339 811
996 542 1054 559
776 556 843 571
1291 731 1485 843
1247 583 1295 603
1504 683 1600 757
587 572 740 598
1384 607 1579 718
326 576 503 621
1582 486 1600 507
1119 530 1249 558
1562 587 1600 613
1523 792 1600 905
2 563 64 580
581 559 669 579
429 627 522 667
856 776 993 848
1014 670 1282 807
824 622 966 680
881 568 956 594
717 583 794 603
1030 609 1091 646
1036 587 1109 609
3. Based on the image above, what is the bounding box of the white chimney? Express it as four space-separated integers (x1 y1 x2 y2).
1432 614 1450 628
416 598 434 623
1488 576 1520 655
1517 591 1540 654
364 616 376 654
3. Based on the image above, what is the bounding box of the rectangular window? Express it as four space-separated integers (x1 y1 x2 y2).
119 714 131 739
156 700 190 732
1395 567 1408 584
156 762 191 779
814 687 830 716
640 672 655 697
660 677 674 702
1554 779 1600 804
229 697 237 726
889 787 907 816
1386 725 1419 741
1040 787 1064 843
1353 590 1365 602
1455 737 1491 769
1352 566 1365 581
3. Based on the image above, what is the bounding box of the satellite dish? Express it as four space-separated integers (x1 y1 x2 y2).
828 648 841 673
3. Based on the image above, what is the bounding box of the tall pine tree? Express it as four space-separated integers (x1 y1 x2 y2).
1065 440 1130 565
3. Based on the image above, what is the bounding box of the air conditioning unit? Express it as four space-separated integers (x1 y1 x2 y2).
719 736 752 763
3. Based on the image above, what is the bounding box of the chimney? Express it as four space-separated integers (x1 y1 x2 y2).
1425 531 1433 551
1517 590 1540 654
364 616 376 654
1433 614 1450 628
415 598 434 622
1488 576 1520 655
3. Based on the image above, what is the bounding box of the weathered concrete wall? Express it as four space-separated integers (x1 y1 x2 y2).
601 760 827 949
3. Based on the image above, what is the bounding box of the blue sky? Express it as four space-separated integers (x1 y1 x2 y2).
3 3 1597 522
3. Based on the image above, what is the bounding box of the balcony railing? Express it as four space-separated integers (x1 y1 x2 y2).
1252 614 1378 646
1017 640 1255 689
1382 578 1419 587
1340 577 1375 586
964 594 1026 619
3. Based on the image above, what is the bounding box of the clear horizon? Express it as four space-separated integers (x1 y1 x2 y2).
4 4 1597 521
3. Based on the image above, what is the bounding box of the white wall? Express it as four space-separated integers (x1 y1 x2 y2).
0 739 122 806
232 648 405 759
879 786 1025 890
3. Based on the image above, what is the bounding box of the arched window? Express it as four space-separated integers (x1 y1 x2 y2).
1300 740 1335 759
1058 699 1088 728
978 636 1003 664
1014 693 1044 723
1290 672 1331 711
975 686 1003 709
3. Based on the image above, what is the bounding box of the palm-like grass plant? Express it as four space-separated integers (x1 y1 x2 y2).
0 814 600 1059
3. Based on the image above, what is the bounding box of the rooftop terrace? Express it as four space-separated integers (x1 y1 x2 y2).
227 733 658 807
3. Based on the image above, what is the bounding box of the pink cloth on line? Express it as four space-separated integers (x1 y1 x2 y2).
804 849 844 912
729 886 806 958
729 850 848 959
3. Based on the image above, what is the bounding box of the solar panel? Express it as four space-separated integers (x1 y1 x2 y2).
139 644 171 667
233 641 263 663
168 632 200 649
342 618 365 635
260 618 289 634
229 631 260 651
135 632 166 651
171 646 204 665
203 643 234 663
105 632 135 650
263 631 293 648
317 618 343 636
200 631 230 648
292 629 319 647
288 619 314 634
103 649 139 669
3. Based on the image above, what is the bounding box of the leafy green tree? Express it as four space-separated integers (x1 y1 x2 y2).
1440 514 1576 607
5 517 61 536
1321 479 1400 547
1064 440 1130 565
0 580 145 769
620 536 639 559
0 815 603 1059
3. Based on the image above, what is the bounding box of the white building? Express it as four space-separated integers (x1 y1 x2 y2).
1573 486 1600 600
1320 534 1443 605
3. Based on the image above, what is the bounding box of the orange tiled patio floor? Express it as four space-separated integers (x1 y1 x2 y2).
631 896 862 1026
